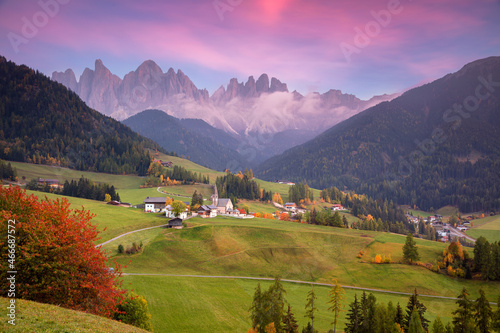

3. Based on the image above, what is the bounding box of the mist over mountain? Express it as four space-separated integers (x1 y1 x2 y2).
52 60 398 140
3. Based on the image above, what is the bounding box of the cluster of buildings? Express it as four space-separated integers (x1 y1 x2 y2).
143 192 249 227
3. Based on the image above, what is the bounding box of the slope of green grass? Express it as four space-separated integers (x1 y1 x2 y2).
109 216 500 301
25 190 166 243
11 161 144 189
123 275 460 333
0 297 148 333
466 215 500 243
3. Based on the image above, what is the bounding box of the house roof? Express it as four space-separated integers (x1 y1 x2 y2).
168 218 183 226
217 198 232 207
144 197 168 204
285 202 296 206
38 178 59 183
199 205 217 212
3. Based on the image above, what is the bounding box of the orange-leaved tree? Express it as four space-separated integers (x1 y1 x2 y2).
0 186 125 317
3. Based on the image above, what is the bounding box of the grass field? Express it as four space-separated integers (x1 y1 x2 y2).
0 297 148 333
107 216 500 299
466 215 500 243
10 161 144 189
25 190 166 243
123 275 460 333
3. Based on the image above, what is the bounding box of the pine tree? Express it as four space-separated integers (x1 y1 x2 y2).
475 289 492 333
360 291 376 333
408 307 425 333
395 303 404 327
452 287 477 333
282 305 299 333
404 290 429 332
305 285 318 332
492 296 500 332
403 233 420 263
432 316 446 333
345 294 362 333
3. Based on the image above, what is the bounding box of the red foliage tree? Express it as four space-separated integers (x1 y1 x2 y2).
0 186 125 317
279 212 291 221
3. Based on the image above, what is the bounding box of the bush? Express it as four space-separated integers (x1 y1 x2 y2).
118 244 124 254
114 291 153 331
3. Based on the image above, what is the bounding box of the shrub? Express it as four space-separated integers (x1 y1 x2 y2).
114 291 153 331
118 244 124 254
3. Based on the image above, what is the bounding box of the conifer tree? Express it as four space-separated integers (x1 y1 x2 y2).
282 305 299 333
345 294 362 333
305 285 318 332
403 233 420 263
404 290 429 332
475 289 492 333
452 287 476 333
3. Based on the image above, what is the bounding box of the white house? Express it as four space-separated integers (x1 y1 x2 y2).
165 205 188 219
331 204 345 211
144 197 168 213
284 202 297 211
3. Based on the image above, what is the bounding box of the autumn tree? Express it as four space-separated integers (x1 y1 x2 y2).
0 186 124 317
327 279 345 333
165 196 173 206
104 193 111 202
403 234 420 264
172 200 187 217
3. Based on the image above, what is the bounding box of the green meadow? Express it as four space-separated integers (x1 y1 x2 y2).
25 190 167 243
466 215 500 243
0 297 148 333
122 275 460 333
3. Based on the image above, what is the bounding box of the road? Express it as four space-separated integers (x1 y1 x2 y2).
444 225 476 242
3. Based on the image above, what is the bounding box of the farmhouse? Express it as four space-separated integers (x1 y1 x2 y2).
165 205 188 219
284 202 297 211
331 204 345 211
38 178 62 189
168 217 183 229
276 180 296 185
144 197 167 213
198 204 218 218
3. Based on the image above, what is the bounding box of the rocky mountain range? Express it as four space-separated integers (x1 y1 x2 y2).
52 60 398 137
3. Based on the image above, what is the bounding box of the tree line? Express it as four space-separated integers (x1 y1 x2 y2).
0 56 159 176
26 176 121 202
216 171 272 204
436 237 500 281
144 162 210 186
0 159 16 181
248 277 500 333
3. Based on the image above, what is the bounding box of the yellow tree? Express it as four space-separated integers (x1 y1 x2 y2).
327 279 345 333
165 197 173 206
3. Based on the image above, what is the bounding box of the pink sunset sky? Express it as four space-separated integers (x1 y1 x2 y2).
1 0 499 99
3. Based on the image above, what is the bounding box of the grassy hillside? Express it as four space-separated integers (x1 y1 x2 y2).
123 275 459 333
0 297 149 333
107 217 500 298
466 215 500 242
25 190 166 243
